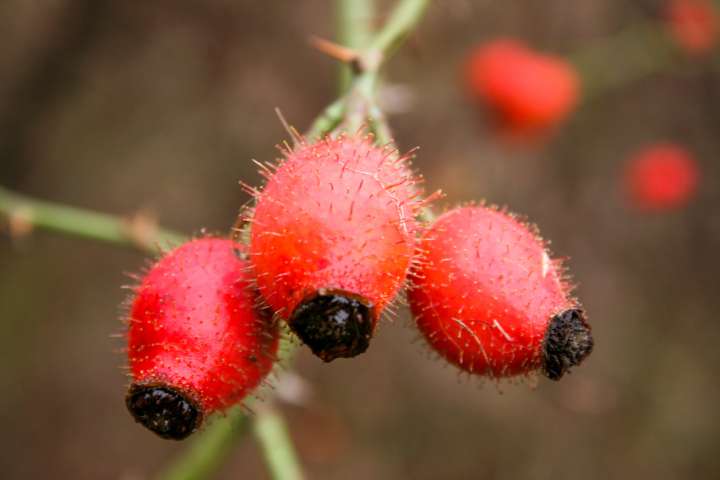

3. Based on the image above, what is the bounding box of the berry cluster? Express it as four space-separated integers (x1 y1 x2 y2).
124 133 594 440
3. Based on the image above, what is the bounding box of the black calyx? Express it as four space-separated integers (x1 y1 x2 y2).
542 308 594 381
290 289 374 362
126 384 202 440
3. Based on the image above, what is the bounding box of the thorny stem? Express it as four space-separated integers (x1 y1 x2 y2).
337 0 375 94
306 0 432 141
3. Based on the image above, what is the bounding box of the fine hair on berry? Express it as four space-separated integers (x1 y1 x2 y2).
249 133 422 362
407 206 593 381
125 238 279 440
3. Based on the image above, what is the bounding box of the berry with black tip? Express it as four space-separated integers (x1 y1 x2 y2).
126 238 278 440
407 206 593 381
249 133 422 362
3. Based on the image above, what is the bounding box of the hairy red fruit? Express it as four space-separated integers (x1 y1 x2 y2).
249 133 421 362
464 39 580 136
126 238 278 440
667 0 718 54
408 206 593 381
624 143 700 211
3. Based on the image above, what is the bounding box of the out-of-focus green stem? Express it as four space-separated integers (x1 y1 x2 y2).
368 0 430 61
571 20 680 103
158 409 248 480
156 334 300 480
305 96 346 140
252 405 305 480
337 0 375 94
0 185 185 251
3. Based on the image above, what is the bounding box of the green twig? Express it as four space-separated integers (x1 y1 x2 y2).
571 20 680 104
337 0 375 94
304 96 345 140
0 186 185 251
252 405 305 480
368 0 430 61
158 409 248 480
306 0 432 141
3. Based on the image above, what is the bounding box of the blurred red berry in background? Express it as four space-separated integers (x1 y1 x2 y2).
464 39 580 137
624 143 700 211
666 0 718 54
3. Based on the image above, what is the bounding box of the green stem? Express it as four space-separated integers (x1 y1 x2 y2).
571 20 680 103
337 0 375 94
158 409 248 480
307 0 433 141
305 96 346 140
252 405 305 480
368 0 430 60
0 186 185 252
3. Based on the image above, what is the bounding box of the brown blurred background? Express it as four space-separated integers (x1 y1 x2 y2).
1 1 719 479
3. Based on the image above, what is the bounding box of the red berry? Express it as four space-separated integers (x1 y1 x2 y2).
667 0 718 54
249 133 421 362
407 206 593 381
624 143 700 211
464 39 580 136
126 238 278 440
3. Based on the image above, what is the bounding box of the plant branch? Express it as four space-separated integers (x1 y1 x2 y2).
306 0 432 141
337 0 375 94
571 20 680 104
158 408 248 480
0 186 185 252
252 404 305 480
368 0 430 62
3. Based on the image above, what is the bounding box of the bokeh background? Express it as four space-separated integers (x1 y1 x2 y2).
1 1 719 479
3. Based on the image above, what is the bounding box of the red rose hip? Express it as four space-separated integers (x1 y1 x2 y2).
465 39 580 136
624 143 700 211
126 238 278 440
666 0 718 54
249 133 421 361
408 206 593 380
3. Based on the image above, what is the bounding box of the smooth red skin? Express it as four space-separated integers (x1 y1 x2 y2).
408 207 573 378
624 144 700 211
667 0 718 54
250 135 419 326
465 39 580 136
128 238 278 413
